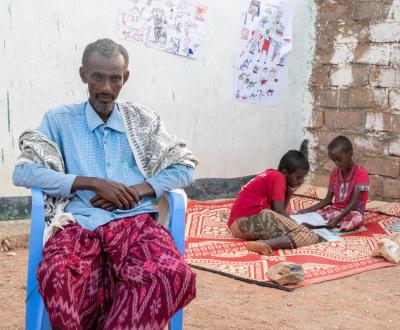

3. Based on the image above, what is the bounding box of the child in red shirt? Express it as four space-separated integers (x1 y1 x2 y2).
229 150 321 255
299 136 369 231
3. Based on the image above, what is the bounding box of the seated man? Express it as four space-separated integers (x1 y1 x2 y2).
13 38 198 330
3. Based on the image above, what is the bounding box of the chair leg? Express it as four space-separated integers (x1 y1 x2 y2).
169 309 183 330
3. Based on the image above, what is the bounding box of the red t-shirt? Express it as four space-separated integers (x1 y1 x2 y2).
329 163 369 213
228 169 286 226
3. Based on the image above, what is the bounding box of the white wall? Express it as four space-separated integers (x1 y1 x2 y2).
0 0 315 197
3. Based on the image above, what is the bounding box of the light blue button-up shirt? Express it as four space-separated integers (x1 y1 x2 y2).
13 101 194 230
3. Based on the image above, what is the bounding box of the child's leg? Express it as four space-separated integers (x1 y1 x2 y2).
230 210 321 255
339 211 364 231
229 209 289 241
317 206 341 221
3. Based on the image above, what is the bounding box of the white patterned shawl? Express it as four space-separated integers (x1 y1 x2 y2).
16 130 75 242
16 102 198 238
118 101 198 178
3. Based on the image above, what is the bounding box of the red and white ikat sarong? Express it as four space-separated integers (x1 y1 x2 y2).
37 214 196 330
317 206 364 231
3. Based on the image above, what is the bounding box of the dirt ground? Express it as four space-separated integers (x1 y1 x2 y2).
1 248 400 330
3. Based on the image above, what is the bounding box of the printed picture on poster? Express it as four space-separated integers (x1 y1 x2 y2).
234 0 293 106
116 0 208 59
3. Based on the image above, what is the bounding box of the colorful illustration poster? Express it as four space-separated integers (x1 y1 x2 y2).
234 0 293 106
116 0 207 59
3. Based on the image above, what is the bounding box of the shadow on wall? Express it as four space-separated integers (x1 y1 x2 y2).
185 175 255 201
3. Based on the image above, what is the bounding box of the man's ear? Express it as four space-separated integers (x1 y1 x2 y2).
123 70 130 84
79 66 88 84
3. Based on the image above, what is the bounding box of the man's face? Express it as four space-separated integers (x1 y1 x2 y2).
79 51 129 115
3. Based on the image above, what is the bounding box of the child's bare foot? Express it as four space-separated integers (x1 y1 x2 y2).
246 241 273 255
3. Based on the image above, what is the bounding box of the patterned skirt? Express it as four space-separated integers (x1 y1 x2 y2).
229 209 321 248
37 214 196 330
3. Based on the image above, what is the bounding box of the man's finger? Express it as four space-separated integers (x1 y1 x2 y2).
101 202 115 210
126 186 140 204
90 195 101 204
92 198 107 207
114 194 131 210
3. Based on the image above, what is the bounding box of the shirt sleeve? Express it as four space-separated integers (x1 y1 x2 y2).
12 111 76 197
270 173 286 202
355 167 369 191
146 164 195 198
12 163 77 197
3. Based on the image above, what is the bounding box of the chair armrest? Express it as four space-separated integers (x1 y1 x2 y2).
167 190 187 256
26 189 45 299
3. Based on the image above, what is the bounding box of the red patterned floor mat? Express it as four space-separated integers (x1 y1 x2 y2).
185 195 400 290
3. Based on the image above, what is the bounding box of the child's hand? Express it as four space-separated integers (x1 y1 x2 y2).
302 223 316 229
326 216 341 229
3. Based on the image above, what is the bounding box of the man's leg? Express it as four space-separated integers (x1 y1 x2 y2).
97 214 196 330
37 223 105 330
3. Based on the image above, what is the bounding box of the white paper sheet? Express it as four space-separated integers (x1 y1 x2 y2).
290 212 326 227
312 228 342 242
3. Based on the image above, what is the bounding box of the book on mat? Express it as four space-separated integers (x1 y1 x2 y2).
290 212 326 227
312 228 341 242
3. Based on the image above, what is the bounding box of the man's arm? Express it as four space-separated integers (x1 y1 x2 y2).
12 163 77 197
146 164 195 198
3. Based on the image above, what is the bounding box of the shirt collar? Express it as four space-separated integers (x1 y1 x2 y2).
85 101 125 133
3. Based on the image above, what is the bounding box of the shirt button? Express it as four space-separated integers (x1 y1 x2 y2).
107 162 110 166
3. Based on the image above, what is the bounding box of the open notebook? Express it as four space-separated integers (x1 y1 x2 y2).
290 212 341 242
290 212 326 227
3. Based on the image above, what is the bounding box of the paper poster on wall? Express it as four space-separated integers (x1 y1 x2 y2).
116 0 207 59
234 0 293 106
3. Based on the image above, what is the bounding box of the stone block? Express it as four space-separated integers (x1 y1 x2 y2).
389 90 400 111
330 66 369 87
326 4 352 21
311 65 331 86
370 22 400 43
383 177 400 199
362 157 399 178
365 113 400 133
324 111 364 130
370 68 399 88
348 88 387 109
389 139 400 156
391 45 400 69
352 2 390 21
305 110 325 129
369 174 383 197
354 44 391 65
316 88 348 108
353 135 385 155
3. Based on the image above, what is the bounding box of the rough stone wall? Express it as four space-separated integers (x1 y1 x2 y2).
307 0 400 200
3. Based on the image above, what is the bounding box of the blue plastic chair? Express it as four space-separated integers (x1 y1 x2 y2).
26 188 187 330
